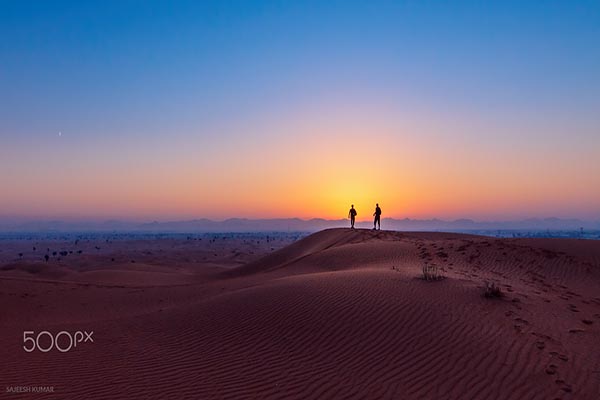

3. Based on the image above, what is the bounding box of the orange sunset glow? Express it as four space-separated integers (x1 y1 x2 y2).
2 104 598 221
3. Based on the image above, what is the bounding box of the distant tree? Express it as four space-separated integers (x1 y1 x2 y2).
44 254 49 262
18 253 23 259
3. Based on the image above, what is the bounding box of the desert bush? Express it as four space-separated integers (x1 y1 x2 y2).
422 264 444 281
484 281 504 298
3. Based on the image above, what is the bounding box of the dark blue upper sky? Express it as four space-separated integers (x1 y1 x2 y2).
3 1 598 132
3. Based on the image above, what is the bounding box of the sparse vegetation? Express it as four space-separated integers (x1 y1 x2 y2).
484 281 504 298
422 264 444 281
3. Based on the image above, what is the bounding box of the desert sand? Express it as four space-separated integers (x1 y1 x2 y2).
1 228 599 399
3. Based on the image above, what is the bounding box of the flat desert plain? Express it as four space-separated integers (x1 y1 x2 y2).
1 229 599 399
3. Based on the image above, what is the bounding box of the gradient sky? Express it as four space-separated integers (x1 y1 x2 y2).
1 1 599 221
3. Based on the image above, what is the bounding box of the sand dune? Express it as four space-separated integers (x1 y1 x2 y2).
1 229 599 399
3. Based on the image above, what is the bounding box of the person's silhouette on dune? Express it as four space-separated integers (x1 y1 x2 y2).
348 205 357 229
373 203 381 230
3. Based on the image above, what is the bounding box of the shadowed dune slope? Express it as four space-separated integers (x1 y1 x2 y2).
222 228 378 277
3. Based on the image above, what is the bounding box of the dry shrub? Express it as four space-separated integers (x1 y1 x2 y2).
422 264 444 281
484 281 504 298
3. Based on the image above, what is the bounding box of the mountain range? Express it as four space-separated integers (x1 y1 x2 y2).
0 217 598 233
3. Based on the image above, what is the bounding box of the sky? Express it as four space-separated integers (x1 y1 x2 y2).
1 1 599 222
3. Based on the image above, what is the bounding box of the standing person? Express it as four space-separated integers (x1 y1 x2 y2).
373 203 382 230
348 204 357 229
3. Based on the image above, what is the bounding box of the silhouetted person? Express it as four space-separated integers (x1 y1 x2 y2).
373 203 382 230
348 204 357 229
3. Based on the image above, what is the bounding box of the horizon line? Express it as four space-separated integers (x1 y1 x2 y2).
1 215 599 224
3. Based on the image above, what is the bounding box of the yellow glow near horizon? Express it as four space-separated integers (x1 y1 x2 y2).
1 103 599 221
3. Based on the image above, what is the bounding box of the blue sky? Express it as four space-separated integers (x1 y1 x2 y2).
1 1 599 220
